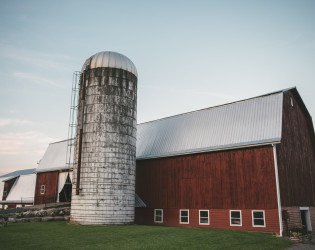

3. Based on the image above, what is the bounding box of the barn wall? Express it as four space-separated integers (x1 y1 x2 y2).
136 146 279 231
135 208 280 232
136 146 278 210
276 91 315 207
34 172 58 205
2 177 17 200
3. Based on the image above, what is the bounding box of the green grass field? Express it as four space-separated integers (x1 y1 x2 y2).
0 221 292 249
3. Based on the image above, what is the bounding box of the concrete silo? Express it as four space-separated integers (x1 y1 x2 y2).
70 51 137 225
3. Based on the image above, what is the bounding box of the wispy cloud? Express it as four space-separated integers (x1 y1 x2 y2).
13 72 63 87
0 44 75 72
0 131 60 156
0 118 33 127
142 85 238 100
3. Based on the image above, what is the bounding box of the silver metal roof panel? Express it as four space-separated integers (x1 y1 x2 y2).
34 90 286 170
35 139 74 173
135 193 146 208
136 92 283 159
0 168 36 180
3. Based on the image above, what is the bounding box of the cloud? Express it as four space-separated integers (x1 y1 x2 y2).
142 85 238 100
13 72 63 87
0 44 75 72
0 131 60 156
0 118 33 127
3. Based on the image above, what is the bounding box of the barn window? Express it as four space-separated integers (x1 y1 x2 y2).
252 210 265 227
180 209 189 224
199 210 209 225
154 209 163 223
40 185 45 194
230 210 242 226
290 97 294 107
3 186 7 196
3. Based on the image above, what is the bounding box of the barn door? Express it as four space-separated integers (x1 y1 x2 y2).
59 174 72 202
300 207 312 231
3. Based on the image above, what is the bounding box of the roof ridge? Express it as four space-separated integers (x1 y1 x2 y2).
49 138 74 145
138 87 295 126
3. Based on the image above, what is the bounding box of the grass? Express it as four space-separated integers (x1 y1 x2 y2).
0 221 292 250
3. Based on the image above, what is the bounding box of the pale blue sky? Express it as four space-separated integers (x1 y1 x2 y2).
0 0 314 175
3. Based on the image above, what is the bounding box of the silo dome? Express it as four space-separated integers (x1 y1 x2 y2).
81 51 137 77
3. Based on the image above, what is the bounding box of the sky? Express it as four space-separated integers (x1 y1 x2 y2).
0 0 314 175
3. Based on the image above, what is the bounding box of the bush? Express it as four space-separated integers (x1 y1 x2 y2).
290 225 307 237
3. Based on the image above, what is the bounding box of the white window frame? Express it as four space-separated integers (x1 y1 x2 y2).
252 210 266 227
230 210 242 226
154 209 163 223
180 209 189 224
300 207 312 231
199 210 209 225
40 185 45 194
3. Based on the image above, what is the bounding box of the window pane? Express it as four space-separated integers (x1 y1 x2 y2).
231 218 241 225
231 211 240 218
155 215 161 222
156 210 162 216
253 211 263 219
254 219 265 226
200 217 208 224
200 211 208 217
181 217 188 223
181 211 188 217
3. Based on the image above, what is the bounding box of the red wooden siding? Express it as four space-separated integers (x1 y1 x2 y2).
136 146 278 210
136 208 280 232
2 177 17 200
34 172 58 205
276 91 315 206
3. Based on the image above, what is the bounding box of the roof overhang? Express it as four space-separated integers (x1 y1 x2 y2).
35 166 71 173
137 139 281 160
2 176 17 182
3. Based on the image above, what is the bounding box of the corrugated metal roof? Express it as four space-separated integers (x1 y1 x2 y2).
0 168 36 180
35 89 287 169
35 139 74 173
3 174 36 203
135 193 146 208
137 91 283 159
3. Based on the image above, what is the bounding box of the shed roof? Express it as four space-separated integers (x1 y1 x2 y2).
136 89 286 159
135 193 146 208
35 139 74 173
0 168 36 182
3 174 36 204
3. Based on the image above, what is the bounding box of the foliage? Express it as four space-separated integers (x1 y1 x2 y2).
290 224 308 238
0 221 292 250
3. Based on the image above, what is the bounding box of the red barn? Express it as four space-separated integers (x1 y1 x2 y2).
34 139 73 205
8 87 314 236
135 88 315 236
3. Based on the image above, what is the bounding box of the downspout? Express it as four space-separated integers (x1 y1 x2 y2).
273 144 283 237
76 65 89 195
